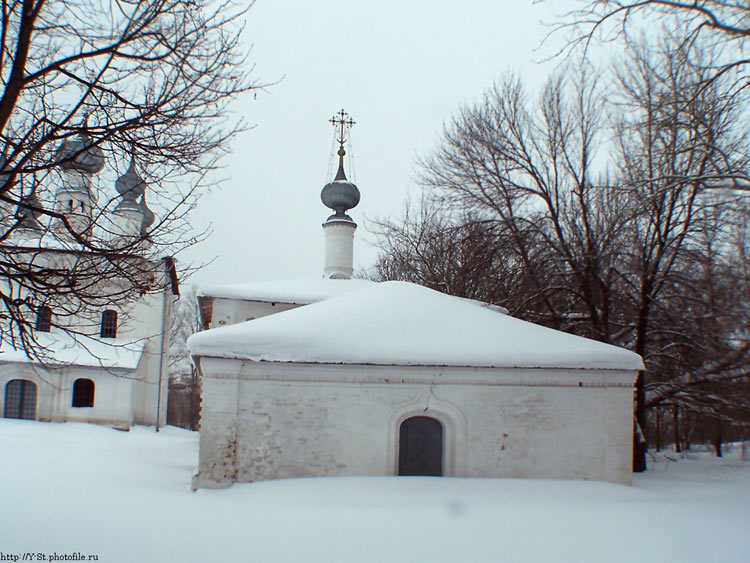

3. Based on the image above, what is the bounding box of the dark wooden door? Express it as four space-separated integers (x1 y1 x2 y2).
4 379 37 419
398 416 443 476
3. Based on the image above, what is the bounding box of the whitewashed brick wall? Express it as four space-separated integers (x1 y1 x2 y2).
193 359 636 488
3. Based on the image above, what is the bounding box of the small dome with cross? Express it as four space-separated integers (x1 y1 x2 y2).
321 109 360 220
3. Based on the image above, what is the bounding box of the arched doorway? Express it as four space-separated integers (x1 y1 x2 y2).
398 416 443 476
4 379 37 419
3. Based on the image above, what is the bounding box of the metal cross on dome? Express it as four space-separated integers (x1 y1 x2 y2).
329 109 355 148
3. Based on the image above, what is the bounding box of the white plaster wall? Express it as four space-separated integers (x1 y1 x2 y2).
209 298 300 329
0 362 134 427
0 254 173 427
127 290 171 426
323 221 355 279
110 208 142 239
194 360 636 489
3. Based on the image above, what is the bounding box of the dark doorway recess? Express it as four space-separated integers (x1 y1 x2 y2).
72 378 95 407
4 379 37 419
398 416 443 476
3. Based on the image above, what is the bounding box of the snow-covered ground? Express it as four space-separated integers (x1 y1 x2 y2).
1 420 748 563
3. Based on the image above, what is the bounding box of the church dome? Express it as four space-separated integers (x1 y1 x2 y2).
113 196 142 215
140 198 155 235
0 153 9 184
115 157 146 200
55 134 105 175
16 191 44 232
321 179 360 217
321 148 360 217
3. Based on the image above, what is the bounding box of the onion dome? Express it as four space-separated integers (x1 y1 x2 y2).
113 195 142 215
16 191 44 232
0 152 10 188
115 156 146 201
140 196 155 236
320 145 360 220
54 133 105 175
113 157 145 217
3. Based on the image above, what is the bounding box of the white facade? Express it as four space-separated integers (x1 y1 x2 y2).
1 135 175 429
197 279 373 329
189 282 643 488
0 270 175 428
206 298 299 329
194 361 636 488
0 362 135 427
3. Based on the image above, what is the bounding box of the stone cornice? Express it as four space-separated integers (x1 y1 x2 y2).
197 357 637 388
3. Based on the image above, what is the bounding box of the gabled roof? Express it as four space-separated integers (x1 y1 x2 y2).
188 281 644 371
197 278 374 305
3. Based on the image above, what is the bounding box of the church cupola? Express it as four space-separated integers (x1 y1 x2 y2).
112 155 147 238
321 109 360 279
140 193 155 237
53 124 105 237
15 190 44 235
0 151 17 230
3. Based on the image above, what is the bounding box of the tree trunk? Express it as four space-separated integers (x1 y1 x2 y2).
655 408 661 452
633 372 647 471
673 404 681 453
684 414 693 451
713 419 723 457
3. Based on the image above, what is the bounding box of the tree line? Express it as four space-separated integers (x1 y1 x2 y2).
369 32 750 468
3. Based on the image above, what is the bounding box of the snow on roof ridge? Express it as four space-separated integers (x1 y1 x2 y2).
189 281 644 371
197 277 375 304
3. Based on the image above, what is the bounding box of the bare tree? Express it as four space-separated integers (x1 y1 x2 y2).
416 65 637 339
609 39 750 464
167 283 201 429
545 1 750 131
0 0 259 356
550 2 749 42
372 41 750 467
368 197 519 307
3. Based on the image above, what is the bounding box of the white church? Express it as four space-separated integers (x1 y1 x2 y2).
0 133 178 429
188 111 644 488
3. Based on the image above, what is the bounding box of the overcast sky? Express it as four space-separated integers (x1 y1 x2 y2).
183 1 574 287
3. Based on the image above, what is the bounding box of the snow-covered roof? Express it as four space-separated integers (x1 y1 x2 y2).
5 233 77 251
0 332 145 369
188 281 644 370
197 278 375 304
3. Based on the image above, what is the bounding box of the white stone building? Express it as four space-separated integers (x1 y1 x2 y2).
189 281 643 488
0 133 178 428
188 112 644 488
197 278 374 330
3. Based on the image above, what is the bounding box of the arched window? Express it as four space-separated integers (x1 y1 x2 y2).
72 378 95 408
100 309 118 338
35 306 52 332
4 379 37 419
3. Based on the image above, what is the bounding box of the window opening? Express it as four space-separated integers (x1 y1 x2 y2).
72 378 95 408
4 379 37 419
100 309 117 338
36 306 52 332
